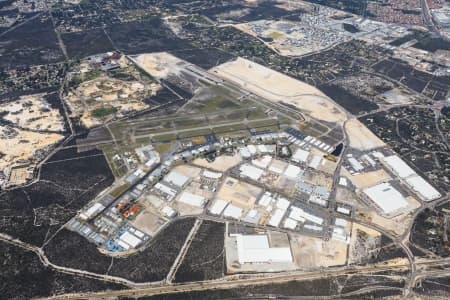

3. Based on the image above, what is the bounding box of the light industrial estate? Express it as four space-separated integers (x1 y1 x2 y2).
64 53 442 277
0 0 449 299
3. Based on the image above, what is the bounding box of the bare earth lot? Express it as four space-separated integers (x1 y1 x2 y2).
211 57 347 123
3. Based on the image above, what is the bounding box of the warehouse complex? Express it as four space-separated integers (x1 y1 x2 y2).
68 124 443 273
381 155 441 201
232 234 293 264
363 182 408 216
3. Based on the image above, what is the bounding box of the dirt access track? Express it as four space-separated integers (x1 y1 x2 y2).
211 57 347 123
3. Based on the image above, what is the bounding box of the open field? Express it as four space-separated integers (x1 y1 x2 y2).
343 168 392 189
133 52 185 79
193 153 242 172
216 177 262 209
345 119 386 151
130 205 166 236
211 58 347 123
290 234 347 268
0 128 64 171
0 94 66 131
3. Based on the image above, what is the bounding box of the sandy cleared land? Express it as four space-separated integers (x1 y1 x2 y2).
216 176 262 208
345 118 385 151
308 148 337 175
343 168 392 189
185 181 215 200
348 223 381 264
173 201 204 216
335 186 361 207
290 233 347 268
130 204 166 236
132 52 186 79
368 211 411 236
367 196 420 236
233 23 282 55
380 88 412 105
0 127 63 170
211 58 347 123
192 153 242 171
171 165 202 179
274 0 313 10
66 76 150 128
8 166 32 185
0 94 65 132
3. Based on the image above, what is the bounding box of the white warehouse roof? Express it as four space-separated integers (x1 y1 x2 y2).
283 218 298 230
348 157 364 172
337 206 351 215
258 144 275 153
80 202 104 220
117 239 130 250
233 234 292 264
162 206 177 218
119 231 141 248
177 192 206 208
268 209 285 227
239 147 251 158
247 145 257 155
239 164 265 181
406 176 441 201
291 149 309 163
284 164 302 179
252 155 272 169
382 155 416 179
363 182 408 214
258 192 274 207
164 171 190 187
154 182 178 199
202 170 222 179
209 199 228 215
223 204 243 219
289 206 323 225
308 155 322 169
276 197 290 210
335 218 348 227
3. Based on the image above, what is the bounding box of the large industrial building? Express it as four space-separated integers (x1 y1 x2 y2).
362 182 408 216
231 234 293 264
381 155 441 201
